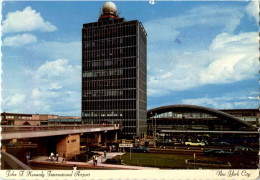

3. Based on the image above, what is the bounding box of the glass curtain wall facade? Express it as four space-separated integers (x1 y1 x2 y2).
82 18 147 139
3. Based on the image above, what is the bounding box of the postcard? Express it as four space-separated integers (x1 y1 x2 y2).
1 1 259 179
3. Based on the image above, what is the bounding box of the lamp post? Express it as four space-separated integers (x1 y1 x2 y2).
150 112 158 147
221 125 223 138
151 112 154 147
155 113 157 147
151 112 156 147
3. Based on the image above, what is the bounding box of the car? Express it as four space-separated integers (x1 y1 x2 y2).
131 146 149 153
185 141 205 147
233 146 258 155
204 149 233 157
212 141 230 146
6 142 17 147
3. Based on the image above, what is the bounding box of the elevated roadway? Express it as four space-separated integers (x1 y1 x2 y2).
1 124 121 140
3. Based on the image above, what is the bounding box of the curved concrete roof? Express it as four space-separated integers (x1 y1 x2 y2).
147 104 256 131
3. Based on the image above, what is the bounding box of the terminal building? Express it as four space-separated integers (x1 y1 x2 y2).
147 105 259 146
220 109 259 128
81 2 147 138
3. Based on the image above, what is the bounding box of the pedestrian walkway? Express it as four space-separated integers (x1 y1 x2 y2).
30 153 159 170
87 152 124 165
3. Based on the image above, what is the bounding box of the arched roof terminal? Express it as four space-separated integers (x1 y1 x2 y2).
147 104 257 131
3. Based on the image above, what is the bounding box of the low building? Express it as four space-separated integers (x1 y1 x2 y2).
1 112 81 125
1 112 38 126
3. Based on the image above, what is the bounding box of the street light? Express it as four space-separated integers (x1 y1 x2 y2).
154 113 157 147
152 112 157 147
151 112 156 147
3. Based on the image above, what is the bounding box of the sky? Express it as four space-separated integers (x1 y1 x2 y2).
1 1 259 116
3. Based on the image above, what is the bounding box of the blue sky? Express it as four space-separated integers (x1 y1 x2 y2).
1 1 259 116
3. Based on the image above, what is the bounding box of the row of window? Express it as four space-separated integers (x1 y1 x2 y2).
83 36 137 50
82 24 137 41
82 68 136 79
151 112 217 119
83 47 137 60
82 89 136 98
82 79 136 90
82 110 137 119
4 116 32 119
82 100 137 110
83 69 123 78
82 57 137 70
5 116 14 119
239 117 258 122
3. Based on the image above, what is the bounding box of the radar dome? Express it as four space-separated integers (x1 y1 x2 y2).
102 2 117 15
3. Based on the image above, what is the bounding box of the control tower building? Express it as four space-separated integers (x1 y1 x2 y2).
82 2 147 139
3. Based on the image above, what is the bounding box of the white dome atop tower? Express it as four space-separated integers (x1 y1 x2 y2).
102 2 117 15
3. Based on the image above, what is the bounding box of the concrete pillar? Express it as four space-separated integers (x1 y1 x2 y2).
98 133 102 144
94 133 101 145
114 131 117 142
102 133 108 146
57 134 80 160
2 144 6 152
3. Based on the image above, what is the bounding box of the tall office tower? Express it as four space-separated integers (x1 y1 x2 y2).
82 2 147 139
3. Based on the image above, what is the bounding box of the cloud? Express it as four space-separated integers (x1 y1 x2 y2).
49 83 62 90
34 59 81 84
145 4 255 97
248 96 259 100
245 0 259 23
27 59 81 115
3 33 38 47
3 93 26 109
144 5 243 43
199 32 258 84
182 94 259 110
2 58 81 115
182 97 234 109
148 32 258 96
2 6 57 33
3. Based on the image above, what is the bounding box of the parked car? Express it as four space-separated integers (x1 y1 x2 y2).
233 146 258 155
131 146 149 153
6 142 17 147
212 141 230 146
204 149 233 157
185 141 205 147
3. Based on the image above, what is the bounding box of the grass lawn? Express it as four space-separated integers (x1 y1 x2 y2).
112 152 259 169
113 153 192 169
